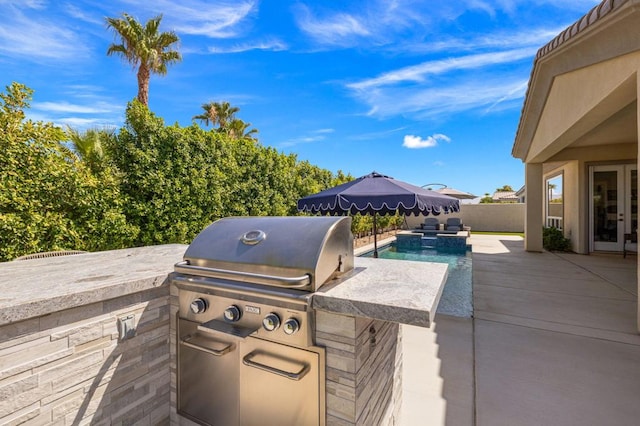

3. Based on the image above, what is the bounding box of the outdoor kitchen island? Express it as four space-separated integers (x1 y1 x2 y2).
0 243 448 426
171 216 448 426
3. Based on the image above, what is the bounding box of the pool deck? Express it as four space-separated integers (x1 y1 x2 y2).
400 234 640 426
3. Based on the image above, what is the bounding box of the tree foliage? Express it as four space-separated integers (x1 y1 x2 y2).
0 83 136 261
193 101 258 141
108 100 331 246
0 83 356 260
194 101 239 128
479 193 494 204
350 213 403 238
496 185 514 191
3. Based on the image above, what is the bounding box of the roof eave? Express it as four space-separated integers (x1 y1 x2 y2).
512 0 637 162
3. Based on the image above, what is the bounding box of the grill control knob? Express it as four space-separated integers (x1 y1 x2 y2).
223 305 242 322
283 318 300 335
190 298 207 314
262 313 281 332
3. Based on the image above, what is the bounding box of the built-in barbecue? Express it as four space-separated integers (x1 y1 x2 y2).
171 216 353 426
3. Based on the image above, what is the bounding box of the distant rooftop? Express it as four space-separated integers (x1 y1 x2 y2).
492 191 518 202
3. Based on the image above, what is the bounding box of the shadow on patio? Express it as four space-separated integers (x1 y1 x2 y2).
400 234 640 426
475 235 640 426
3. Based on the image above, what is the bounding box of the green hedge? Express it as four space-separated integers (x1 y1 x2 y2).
0 84 345 260
1 83 137 261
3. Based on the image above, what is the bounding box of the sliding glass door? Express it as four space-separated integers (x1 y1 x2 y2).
590 165 637 252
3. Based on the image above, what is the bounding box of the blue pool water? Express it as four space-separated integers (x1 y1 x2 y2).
360 244 473 318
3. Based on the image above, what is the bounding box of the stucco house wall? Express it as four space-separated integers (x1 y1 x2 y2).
512 0 640 331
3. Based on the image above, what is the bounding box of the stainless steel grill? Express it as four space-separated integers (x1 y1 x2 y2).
172 216 353 426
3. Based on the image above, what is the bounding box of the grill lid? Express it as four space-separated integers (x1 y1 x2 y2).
179 216 354 291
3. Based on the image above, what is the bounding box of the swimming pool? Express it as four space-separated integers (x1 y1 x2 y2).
360 243 472 318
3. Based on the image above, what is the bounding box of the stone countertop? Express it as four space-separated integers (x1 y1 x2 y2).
312 257 448 328
0 244 448 329
0 244 187 326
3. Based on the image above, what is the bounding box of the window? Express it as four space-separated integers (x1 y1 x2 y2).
546 175 563 229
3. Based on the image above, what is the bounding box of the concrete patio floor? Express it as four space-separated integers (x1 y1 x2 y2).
400 234 640 426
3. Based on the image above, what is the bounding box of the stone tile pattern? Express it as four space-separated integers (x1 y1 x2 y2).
0 285 171 425
394 232 469 253
395 234 423 250
169 279 181 425
316 310 402 426
434 235 468 253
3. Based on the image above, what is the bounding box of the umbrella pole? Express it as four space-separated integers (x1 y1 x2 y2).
373 213 378 258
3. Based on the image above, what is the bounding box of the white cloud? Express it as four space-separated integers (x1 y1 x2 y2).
112 1 267 56
208 38 288 54
348 127 407 141
345 36 534 119
55 117 118 128
25 85 124 130
60 85 109 97
403 133 450 149
119 0 257 39
292 0 601 54
279 128 335 147
25 111 121 130
400 27 566 55
348 47 536 91
353 75 529 119
64 3 103 25
293 1 445 47
0 5 91 61
483 80 530 114
1 0 47 9
32 101 119 114
295 5 370 46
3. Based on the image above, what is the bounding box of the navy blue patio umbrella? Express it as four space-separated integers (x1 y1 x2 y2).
297 171 460 257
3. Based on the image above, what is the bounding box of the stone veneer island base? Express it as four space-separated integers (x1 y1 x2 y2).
0 245 187 425
316 311 402 425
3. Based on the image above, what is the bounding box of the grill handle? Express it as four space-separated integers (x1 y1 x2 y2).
175 261 311 288
243 351 310 381
181 334 233 357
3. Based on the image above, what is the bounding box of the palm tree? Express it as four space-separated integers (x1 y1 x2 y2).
193 101 240 128
226 118 258 140
548 182 557 203
105 13 181 106
66 127 105 160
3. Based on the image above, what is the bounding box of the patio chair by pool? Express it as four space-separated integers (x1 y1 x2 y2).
422 217 440 231
445 217 464 232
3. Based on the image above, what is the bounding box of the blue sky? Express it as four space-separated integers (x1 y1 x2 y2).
0 0 601 197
